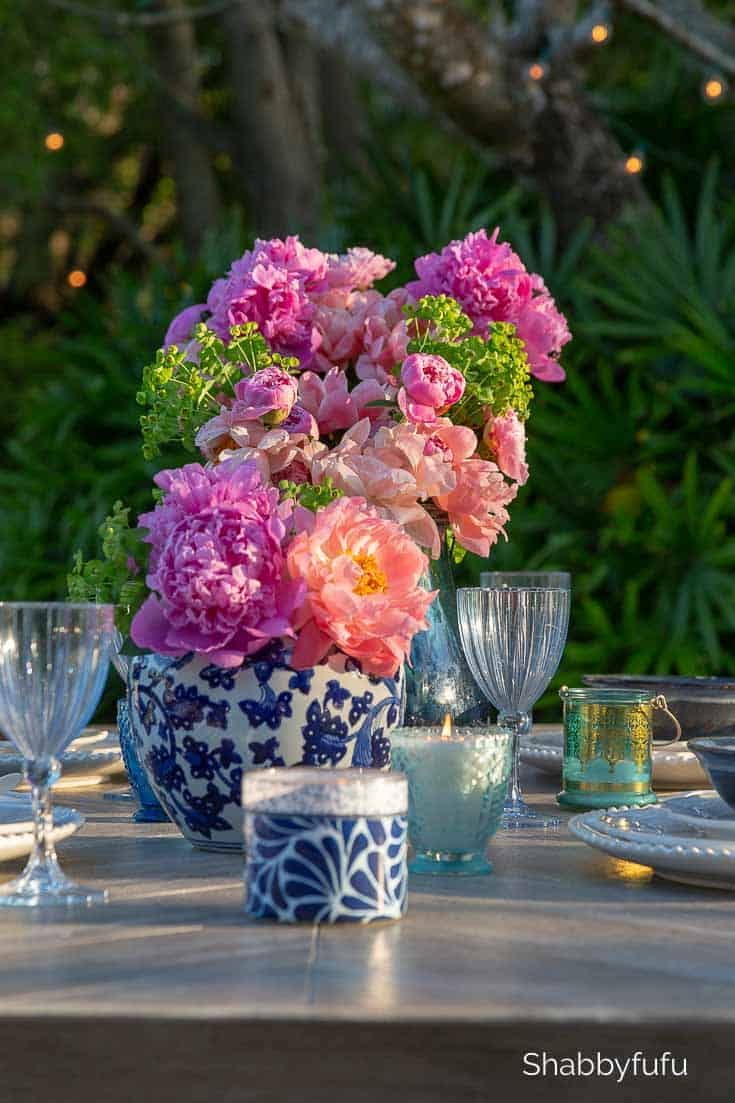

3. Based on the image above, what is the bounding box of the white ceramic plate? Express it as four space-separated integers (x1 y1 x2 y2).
661 791 735 837
0 796 84 862
519 728 709 790
0 726 124 785
569 803 735 891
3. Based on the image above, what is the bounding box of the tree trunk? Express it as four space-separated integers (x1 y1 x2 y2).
150 0 221 257
361 0 644 237
222 2 321 240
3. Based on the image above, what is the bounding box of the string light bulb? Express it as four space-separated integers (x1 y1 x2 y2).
44 132 64 152
590 22 611 44
528 61 547 82
624 150 645 175
702 75 727 103
67 269 87 289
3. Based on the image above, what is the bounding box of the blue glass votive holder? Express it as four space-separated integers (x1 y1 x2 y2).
243 768 408 924
391 724 512 875
117 698 169 824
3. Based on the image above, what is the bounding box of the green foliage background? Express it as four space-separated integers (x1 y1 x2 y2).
3 3 735 717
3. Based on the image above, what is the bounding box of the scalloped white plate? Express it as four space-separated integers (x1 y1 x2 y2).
661 791 735 837
0 726 124 785
0 797 84 862
569 803 735 890
520 728 709 789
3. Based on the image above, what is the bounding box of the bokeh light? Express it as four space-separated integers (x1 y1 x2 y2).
591 23 611 44
67 269 87 289
44 132 64 152
702 76 726 103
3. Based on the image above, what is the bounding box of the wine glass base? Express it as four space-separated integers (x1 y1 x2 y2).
410 850 493 876
501 799 561 831
0 870 108 908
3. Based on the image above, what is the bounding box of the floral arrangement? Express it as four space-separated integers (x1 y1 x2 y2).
69 229 570 678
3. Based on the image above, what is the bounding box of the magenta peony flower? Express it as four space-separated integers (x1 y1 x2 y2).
287 496 434 678
233 368 298 424
407 228 570 381
482 409 529 485
163 303 207 350
131 459 303 668
398 353 465 424
207 236 328 366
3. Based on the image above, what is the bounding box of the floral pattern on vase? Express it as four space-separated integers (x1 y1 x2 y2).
127 643 402 851
244 812 408 923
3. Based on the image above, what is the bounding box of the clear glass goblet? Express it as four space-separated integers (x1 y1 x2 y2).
457 586 570 830
0 602 114 906
480 571 571 591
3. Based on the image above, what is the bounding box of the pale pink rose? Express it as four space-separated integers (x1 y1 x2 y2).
482 409 529 485
233 368 298 424
398 353 465 424
286 496 434 677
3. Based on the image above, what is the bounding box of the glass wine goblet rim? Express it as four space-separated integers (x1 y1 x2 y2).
458 585 571 594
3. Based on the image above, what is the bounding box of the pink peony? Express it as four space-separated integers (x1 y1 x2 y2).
407 228 570 381
207 236 326 365
325 247 396 292
354 288 410 386
287 496 435 677
310 291 377 372
482 409 529 485
433 457 517 558
298 369 388 435
164 303 207 350
398 353 465 424
131 459 303 668
233 368 298 424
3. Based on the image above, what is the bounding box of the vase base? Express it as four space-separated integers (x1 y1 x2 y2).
133 804 170 824
410 851 492 876
104 788 135 803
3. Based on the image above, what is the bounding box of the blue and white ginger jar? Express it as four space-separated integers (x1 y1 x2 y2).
127 643 402 851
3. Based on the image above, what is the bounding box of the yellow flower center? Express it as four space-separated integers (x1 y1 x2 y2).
350 552 388 596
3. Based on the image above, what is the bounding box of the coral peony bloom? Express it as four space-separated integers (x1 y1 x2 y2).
131 459 302 668
407 228 570 381
398 353 465 424
234 368 298 424
433 458 518 558
482 409 529 485
164 303 207 350
287 496 434 677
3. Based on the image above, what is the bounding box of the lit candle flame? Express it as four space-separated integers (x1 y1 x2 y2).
440 713 453 741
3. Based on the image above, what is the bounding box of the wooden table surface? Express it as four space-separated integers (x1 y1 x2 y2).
1 744 734 1103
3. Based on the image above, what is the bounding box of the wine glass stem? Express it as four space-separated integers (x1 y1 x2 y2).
499 712 530 803
26 762 62 880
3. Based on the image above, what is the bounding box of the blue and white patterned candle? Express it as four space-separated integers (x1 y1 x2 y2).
243 768 408 923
